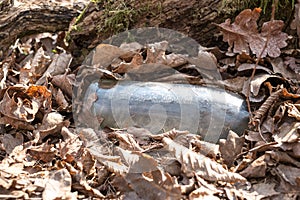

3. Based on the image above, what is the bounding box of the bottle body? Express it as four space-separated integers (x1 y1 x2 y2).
86 81 249 142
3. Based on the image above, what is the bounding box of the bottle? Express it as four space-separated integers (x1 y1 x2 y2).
84 81 249 142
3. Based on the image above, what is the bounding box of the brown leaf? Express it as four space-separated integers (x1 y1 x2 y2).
266 150 300 168
36 52 72 85
270 57 298 80
216 8 261 54
59 127 84 163
291 1 300 47
276 164 300 187
284 56 300 74
117 147 158 173
0 116 34 130
35 112 70 143
125 170 181 200
88 146 128 174
145 41 168 64
111 131 144 151
20 47 51 84
239 155 267 178
274 122 300 143
219 130 245 167
251 182 279 199
27 143 57 163
163 137 246 182
51 73 75 98
285 102 300 120
0 133 23 154
91 44 127 67
217 8 287 57
257 20 287 58
42 169 74 200
55 88 69 110
113 53 143 73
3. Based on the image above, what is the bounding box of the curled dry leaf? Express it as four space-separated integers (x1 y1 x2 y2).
51 73 75 98
27 142 57 163
35 112 70 143
216 8 260 54
270 57 299 80
285 102 300 120
0 85 51 129
88 146 128 174
110 131 144 151
162 137 246 182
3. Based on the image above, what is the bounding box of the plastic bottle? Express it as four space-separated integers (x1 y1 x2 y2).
86 81 249 142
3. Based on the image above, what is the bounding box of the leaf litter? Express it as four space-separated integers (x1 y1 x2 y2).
0 5 299 200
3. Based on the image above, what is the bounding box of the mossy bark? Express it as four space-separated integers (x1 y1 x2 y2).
0 0 295 60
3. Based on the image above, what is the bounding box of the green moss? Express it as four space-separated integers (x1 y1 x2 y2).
97 0 137 36
97 0 162 36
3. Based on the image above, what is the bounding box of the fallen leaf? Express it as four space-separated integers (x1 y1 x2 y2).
36 52 72 85
239 155 267 178
42 169 74 200
0 133 23 154
125 170 181 200
219 130 245 167
276 164 300 187
217 8 288 57
162 137 246 182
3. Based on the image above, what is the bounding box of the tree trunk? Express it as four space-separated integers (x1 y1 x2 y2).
3 0 292 61
69 0 228 51
0 0 88 55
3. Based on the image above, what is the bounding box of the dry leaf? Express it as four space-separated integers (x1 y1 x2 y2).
217 8 288 57
51 73 75 98
216 8 261 54
36 52 72 85
0 133 23 154
275 164 300 187
27 143 57 163
125 170 181 200
117 147 158 173
219 130 245 167
42 169 74 200
274 122 300 143
239 155 267 178
291 1 300 47
162 137 246 182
